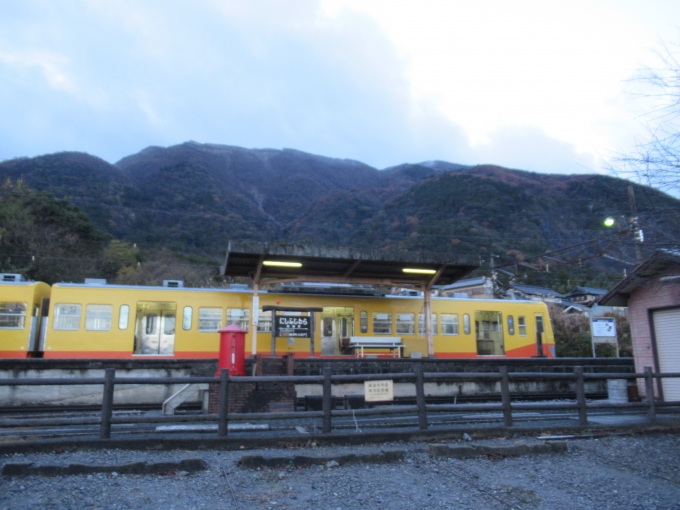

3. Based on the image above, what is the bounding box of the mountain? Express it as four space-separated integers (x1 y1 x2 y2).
2 142 679 286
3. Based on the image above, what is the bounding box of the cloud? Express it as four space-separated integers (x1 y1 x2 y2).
0 0 639 176
472 126 600 175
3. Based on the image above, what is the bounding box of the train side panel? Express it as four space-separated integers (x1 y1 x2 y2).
0 281 50 357
41 283 555 359
44 284 241 358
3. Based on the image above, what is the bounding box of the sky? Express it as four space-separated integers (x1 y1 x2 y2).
1 0 679 174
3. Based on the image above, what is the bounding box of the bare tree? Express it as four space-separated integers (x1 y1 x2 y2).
613 40 680 193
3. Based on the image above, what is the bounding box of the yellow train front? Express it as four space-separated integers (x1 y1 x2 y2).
40 280 554 359
0 274 50 358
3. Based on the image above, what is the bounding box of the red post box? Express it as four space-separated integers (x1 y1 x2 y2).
216 324 247 376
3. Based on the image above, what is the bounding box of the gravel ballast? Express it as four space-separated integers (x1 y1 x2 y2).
1 434 679 509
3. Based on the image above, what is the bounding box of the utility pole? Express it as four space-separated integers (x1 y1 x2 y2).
628 185 643 264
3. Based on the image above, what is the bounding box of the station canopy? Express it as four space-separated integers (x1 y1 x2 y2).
221 240 478 288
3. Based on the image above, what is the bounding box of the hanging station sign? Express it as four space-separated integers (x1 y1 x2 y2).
275 315 311 338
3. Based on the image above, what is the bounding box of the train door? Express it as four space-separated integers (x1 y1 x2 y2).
475 311 505 355
321 307 354 355
27 304 40 352
134 302 176 355
535 313 545 356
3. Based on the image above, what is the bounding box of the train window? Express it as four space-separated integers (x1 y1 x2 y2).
418 313 438 335
360 311 368 333
372 312 392 334
463 314 471 335
518 316 527 336
322 317 333 337
182 307 192 330
145 315 158 335
0 302 27 329
396 313 415 335
507 315 515 335
53 304 82 330
441 314 458 335
85 305 113 331
257 310 272 332
198 308 222 332
118 305 130 330
227 308 250 331
163 315 176 335
536 315 544 334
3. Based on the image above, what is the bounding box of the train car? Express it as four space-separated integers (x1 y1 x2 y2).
43 280 554 359
0 274 51 358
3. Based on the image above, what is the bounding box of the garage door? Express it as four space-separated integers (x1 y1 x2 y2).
653 308 680 401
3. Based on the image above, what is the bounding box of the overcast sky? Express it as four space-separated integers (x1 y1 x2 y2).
1 0 679 174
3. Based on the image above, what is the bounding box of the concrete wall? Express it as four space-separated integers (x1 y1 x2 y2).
0 359 216 408
0 357 633 407
259 357 633 400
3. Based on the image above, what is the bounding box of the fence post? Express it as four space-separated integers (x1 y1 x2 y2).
100 368 115 439
322 365 332 434
645 366 656 422
499 367 512 427
414 364 428 430
218 369 230 437
575 366 588 426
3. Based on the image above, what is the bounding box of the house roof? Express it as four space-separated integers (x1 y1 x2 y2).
599 249 680 307
564 286 608 298
509 284 564 298
437 276 490 290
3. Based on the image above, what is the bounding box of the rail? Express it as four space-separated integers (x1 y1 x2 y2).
0 365 678 439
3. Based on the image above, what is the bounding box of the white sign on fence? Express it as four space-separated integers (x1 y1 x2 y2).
364 380 394 402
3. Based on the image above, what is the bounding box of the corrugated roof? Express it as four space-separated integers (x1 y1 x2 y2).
510 284 564 298
565 286 608 297
221 240 479 287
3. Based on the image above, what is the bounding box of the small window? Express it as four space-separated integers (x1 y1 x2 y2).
507 315 515 335
372 312 392 335
182 307 192 330
441 314 458 335
257 310 272 332
518 316 527 336
341 317 349 338
536 315 544 334
0 302 27 329
227 308 250 331
463 314 471 335
396 313 415 335
85 305 113 331
360 311 368 333
198 307 222 332
418 313 438 336
53 304 82 330
118 305 130 330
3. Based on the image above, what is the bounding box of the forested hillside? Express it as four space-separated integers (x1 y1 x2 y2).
2 141 679 288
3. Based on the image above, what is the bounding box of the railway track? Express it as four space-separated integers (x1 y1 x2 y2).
0 404 674 441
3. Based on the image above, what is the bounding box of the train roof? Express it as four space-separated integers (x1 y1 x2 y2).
49 282 542 305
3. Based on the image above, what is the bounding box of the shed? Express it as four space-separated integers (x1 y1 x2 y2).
600 249 680 401
220 240 478 357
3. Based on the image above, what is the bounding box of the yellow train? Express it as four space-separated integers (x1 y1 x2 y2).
0 277 555 359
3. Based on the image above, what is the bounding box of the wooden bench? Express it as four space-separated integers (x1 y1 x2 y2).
348 336 404 358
